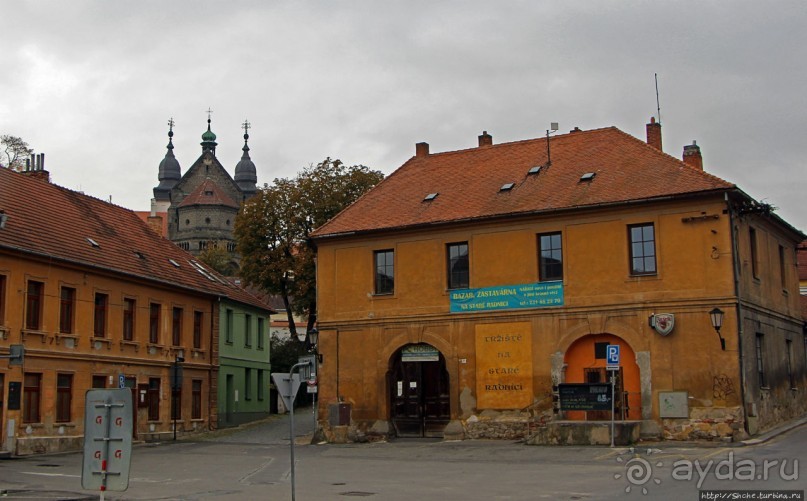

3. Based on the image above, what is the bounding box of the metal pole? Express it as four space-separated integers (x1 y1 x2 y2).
610 372 615 448
290 384 296 501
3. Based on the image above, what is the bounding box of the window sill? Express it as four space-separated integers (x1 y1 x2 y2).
0 326 9 340
55 422 77 428
147 343 166 355
120 340 140 352
91 338 112 350
56 333 80 348
191 348 206 359
22 329 50 343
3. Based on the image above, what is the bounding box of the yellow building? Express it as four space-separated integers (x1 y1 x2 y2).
310 121 805 443
0 165 267 455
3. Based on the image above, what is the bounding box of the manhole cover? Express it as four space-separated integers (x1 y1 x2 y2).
339 492 375 497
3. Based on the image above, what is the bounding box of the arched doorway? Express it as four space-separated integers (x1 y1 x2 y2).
388 343 450 438
564 334 641 421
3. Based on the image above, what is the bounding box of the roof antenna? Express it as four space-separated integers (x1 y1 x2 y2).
655 73 662 124
546 122 559 166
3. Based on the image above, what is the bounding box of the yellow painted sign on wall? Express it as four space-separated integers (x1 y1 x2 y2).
475 322 533 409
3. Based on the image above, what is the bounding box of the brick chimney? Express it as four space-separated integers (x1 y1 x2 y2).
683 141 703 170
478 131 493 147
646 117 662 151
415 142 429 157
22 153 50 182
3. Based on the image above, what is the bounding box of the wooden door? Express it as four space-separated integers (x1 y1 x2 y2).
390 353 450 437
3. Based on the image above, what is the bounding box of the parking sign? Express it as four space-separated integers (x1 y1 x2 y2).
606 344 620 370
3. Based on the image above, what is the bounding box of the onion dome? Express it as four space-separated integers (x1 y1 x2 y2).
154 119 181 200
234 120 257 196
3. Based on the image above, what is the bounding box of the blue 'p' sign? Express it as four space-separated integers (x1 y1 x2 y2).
606 345 620 365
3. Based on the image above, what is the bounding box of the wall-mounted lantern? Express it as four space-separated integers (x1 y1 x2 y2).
709 308 726 351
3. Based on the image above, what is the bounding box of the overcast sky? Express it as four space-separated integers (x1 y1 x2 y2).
3 1 805 232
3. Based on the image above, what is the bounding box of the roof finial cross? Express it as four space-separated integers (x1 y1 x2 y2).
242 119 251 135
167 117 175 131
206 107 213 121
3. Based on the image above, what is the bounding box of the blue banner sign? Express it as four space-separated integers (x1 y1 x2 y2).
450 282 563 313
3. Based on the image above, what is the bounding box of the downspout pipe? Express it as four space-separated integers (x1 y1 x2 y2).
726 192 749 435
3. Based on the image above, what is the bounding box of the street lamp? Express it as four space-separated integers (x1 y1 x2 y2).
171 355 185 440
709 308 726 351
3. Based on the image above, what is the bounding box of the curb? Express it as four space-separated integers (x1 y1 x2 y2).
739 417 807 446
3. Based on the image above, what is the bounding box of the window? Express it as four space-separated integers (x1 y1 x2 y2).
94 293 108 338
59 287 76 334
779 245 787 289
374 250 394 295
538 232 563 281
786 340 795 389
447 242 469 289
172 307 183 346
245 314 252 347
56 374 73 423
92 375 107 388
257 318 265 350
148 378 160 421
193 311 203 349
23 373 41 423
750 227 759 279
123 298 136 341
26 280 44 330
629 224 657 275
756 333 766 388
245 368 252 400
226 309 234 343
0 274 6 325
192 380 202 419
149 303 161 344
257 370 265 401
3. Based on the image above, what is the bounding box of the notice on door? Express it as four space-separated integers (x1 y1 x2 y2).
475 322 533 409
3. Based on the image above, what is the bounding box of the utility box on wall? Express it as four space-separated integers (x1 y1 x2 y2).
659 391 689 418
329 403 351 427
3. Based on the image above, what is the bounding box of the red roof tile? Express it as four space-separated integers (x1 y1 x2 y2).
0 168 270 311
178 178 239 209
311 127 735 238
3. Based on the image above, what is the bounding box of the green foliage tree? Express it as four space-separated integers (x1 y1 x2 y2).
197 240 237 276
1 135 34 170
235 158 384 341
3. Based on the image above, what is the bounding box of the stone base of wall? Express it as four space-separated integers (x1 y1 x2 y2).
15 435 83 456
525 421 641 446
662 406 745 441
464 410 530 440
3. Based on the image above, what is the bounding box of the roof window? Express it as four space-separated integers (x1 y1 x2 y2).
134 251 146 260
500 183 515 192
87 237 100 248
580 172 596 182
528 166 542 175
423 193 439 201
168 258 180 268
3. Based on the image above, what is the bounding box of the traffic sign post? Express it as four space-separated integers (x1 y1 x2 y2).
272 358 314 501
606 345 620 447
82 389 133 499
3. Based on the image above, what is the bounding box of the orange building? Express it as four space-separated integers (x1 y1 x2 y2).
0 165 267 455
310 121 805 443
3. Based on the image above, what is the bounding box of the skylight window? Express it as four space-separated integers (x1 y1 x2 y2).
134 251 146 259
528 166 542 175
423 193 439 201
500 183 515 191
87 237 100 248
168 258 180 268
580 172 596 182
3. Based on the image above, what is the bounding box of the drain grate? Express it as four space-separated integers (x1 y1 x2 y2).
339 492 375 497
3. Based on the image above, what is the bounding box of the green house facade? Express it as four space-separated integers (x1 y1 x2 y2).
218 299 272 427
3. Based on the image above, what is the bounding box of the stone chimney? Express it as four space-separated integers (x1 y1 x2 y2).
478 131 493 147
646 117 662 151
22 153 50 182
416 142 430 157
683 141 703 170
147 214 165 236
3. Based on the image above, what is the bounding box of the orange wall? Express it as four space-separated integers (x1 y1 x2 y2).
0 253 215 453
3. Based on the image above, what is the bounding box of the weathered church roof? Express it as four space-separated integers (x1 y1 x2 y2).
178 178 240 209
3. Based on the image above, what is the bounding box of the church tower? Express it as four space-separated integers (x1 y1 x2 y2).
149 112 260 275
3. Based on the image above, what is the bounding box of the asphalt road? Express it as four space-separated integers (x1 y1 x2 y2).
0 408 803 501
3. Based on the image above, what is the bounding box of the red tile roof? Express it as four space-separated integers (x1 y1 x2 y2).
178 178 239 209
134 210 168 237
311 127 735 238
0 168 270 312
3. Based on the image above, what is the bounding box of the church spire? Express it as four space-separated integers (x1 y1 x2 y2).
234 118 258 198
154 117 181 201
200 107 218 154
